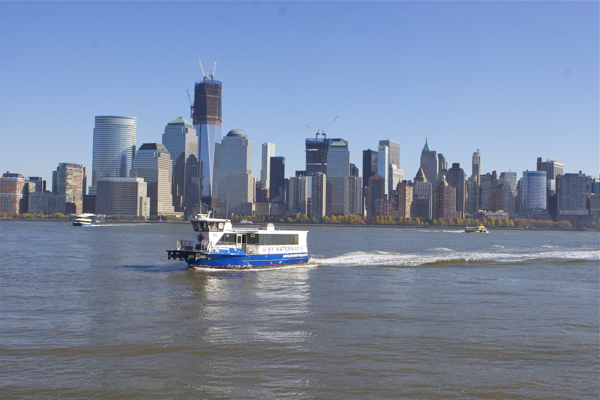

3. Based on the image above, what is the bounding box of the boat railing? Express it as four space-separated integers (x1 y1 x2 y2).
177 240 194 251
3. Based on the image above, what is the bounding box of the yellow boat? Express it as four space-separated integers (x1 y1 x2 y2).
465 225 488 233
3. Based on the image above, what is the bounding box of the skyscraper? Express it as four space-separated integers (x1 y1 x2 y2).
90 116 137 195
379 139 403 196
213 129 254 217
557 172 587 215
472 149 482 186
420 138 439 187
446 163 466 218
162 117 198 214
53 163 85 214
131 143 175 216
269 156 285 201
413 167 433 220
305 134 331 175
96 177 150 218
261 143 275 191
521 170 547 210
193 73 222 204
377 144 389 196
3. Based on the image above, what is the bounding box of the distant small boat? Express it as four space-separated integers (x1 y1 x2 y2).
465 225 488 233
240 219 253 224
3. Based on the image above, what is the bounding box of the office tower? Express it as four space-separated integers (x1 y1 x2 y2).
479 171 498 211
500 172 517 215
261 143 276 191
489 183 510 213
193 73 223 203
377 144 389 196
537 157 564 180
379 139 400 169
362 149 378 215
213 129 254 217
366 174 384 220
309 172 326 219
420 138 439 185
0 172 29 214
446 163 466 218
288 175 308 215
362 149 378 187
472 149 482 186
269 156 285 201
435 179 457 219
53 163 85 214
327 139 351 215
438 154 448 173
557 173 588 215
397 181 413 218
131 144 175 216
305 134 332 175
378 139 403 196
521 170 547 210
466 176 479 215
413 167 432 220
162 117 198 214
90 116 137 195
96 177 150 218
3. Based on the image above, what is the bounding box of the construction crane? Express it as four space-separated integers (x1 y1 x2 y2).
197 54 219 80
324 116 338 134
211 56 218 79
305 116 338 138
196 54 206 79
186 90 194 119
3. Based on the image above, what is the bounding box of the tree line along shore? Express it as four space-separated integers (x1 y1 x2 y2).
2 212 597 231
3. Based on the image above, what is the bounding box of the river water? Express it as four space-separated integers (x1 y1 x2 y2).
1 221 598 399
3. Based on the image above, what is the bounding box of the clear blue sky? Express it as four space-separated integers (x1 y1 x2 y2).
1 1 598 184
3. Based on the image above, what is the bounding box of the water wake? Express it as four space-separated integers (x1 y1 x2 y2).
312 249 599 267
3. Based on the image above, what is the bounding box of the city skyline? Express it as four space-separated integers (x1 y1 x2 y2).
1 1 598 182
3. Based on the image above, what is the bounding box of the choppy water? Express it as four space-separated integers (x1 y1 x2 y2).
1 221 598 399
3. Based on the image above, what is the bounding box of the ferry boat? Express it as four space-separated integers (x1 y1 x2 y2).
167 213 310 269
465 224 488 233
71 213 105 226
72 217 92 226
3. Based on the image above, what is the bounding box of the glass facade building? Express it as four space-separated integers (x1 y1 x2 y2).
192 79 222 203
90 116 137 195
521 170 547 210
161 117 198 214
213 129 254 216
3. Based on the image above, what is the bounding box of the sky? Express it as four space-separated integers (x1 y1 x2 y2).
1 1 598 185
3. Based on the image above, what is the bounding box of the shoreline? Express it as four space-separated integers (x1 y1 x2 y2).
2 218 596 231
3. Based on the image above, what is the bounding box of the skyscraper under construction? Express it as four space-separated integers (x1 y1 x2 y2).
192 56 223 206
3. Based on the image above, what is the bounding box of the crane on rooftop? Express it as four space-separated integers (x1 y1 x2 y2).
196 54 219 80
305 116 338 139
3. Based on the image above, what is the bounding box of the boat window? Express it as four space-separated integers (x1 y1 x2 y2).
247 234 298 245
216 234 236 245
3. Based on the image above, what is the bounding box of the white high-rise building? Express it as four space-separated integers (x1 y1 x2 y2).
131 143 175 216
260 143 275 190
90 116 137 195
